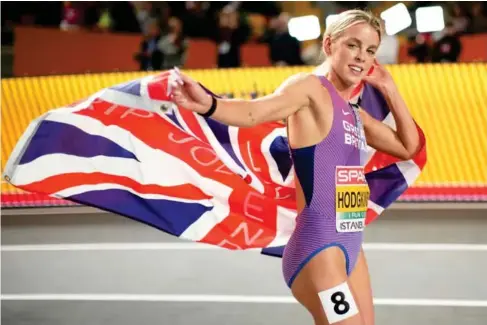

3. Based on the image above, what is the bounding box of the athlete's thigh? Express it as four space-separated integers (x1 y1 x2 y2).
290 247 364 325
348 247 374 325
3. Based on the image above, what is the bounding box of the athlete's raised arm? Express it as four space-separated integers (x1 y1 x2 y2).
359 62 421 160
167 68 323 127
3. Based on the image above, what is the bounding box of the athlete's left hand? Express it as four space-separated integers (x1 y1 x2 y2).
363 59 397 93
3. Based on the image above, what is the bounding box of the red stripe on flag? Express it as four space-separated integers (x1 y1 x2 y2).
199 186 277 249
238 125 277 186
178 108 210 143
75 101 245 188
145 72 171 102
365 208 379 225
237 123 296 210
351 81 364 99
17 172 211 201
365 150 401 173
412 126 427 169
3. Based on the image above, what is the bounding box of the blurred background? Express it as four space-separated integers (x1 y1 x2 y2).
1 2 487 325
1 1 487 77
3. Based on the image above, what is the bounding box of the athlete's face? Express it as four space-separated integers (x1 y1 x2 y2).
325 22 380 87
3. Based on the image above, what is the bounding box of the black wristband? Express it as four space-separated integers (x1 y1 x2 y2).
198 96 217 118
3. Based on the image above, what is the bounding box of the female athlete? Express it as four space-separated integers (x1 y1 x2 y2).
168 9 420 325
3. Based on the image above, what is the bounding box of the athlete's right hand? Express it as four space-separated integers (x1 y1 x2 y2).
167 67 213 115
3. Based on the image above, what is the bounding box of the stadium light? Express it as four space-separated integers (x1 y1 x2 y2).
380 3 412 35
416 6 445 33
288 15 321 41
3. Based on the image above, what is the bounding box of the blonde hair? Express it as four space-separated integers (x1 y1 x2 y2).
324 9 383 43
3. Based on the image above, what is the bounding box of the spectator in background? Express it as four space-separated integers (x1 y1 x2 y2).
449 4 470 35
60 1 84 31
132 1 156 35
260 13 303 66
154 3 172 35
431 22 462 63
84 2 139 34
83 2 102 31
468 2 487 34
181 1 215 39
158 17 188 69
134 19 164 71
109 2 141 33
95 2 114 32
407 33 431 63
239 1 281 17
214 5 251 68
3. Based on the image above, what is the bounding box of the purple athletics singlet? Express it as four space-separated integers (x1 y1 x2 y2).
282 76 370 288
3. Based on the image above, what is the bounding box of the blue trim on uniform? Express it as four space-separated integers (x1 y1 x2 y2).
287 242 351 289
290 145 316 206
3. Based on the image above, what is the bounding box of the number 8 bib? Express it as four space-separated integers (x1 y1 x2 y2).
318 281 359 324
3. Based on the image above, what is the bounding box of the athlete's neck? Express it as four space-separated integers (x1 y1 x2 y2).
314 62 356 100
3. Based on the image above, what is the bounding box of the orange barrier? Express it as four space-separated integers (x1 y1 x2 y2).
14 26 143 76
183 39 218 69
13 27 270 76
459 34 487 62
241 43 271 67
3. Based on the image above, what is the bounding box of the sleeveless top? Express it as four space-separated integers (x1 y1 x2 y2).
290 76 370 231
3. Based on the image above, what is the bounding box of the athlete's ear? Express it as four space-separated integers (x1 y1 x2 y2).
323 36 332 57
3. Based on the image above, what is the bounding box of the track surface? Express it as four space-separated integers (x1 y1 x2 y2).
2 204 487 325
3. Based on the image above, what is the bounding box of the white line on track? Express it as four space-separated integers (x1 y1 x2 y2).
2 242 487 252
1 294 487 307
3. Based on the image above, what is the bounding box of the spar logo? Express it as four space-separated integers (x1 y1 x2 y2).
336 167 366 185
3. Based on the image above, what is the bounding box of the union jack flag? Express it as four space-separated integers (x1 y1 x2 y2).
3 70 427 257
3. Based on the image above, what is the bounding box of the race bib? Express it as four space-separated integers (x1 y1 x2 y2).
318 281 359 324
335 166 370 233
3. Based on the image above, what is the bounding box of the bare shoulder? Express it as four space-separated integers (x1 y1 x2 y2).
274 72 323 94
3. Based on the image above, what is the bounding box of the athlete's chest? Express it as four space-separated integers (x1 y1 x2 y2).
338 103 368 155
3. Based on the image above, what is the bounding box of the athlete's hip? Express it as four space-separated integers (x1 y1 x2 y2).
282 220 364 288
